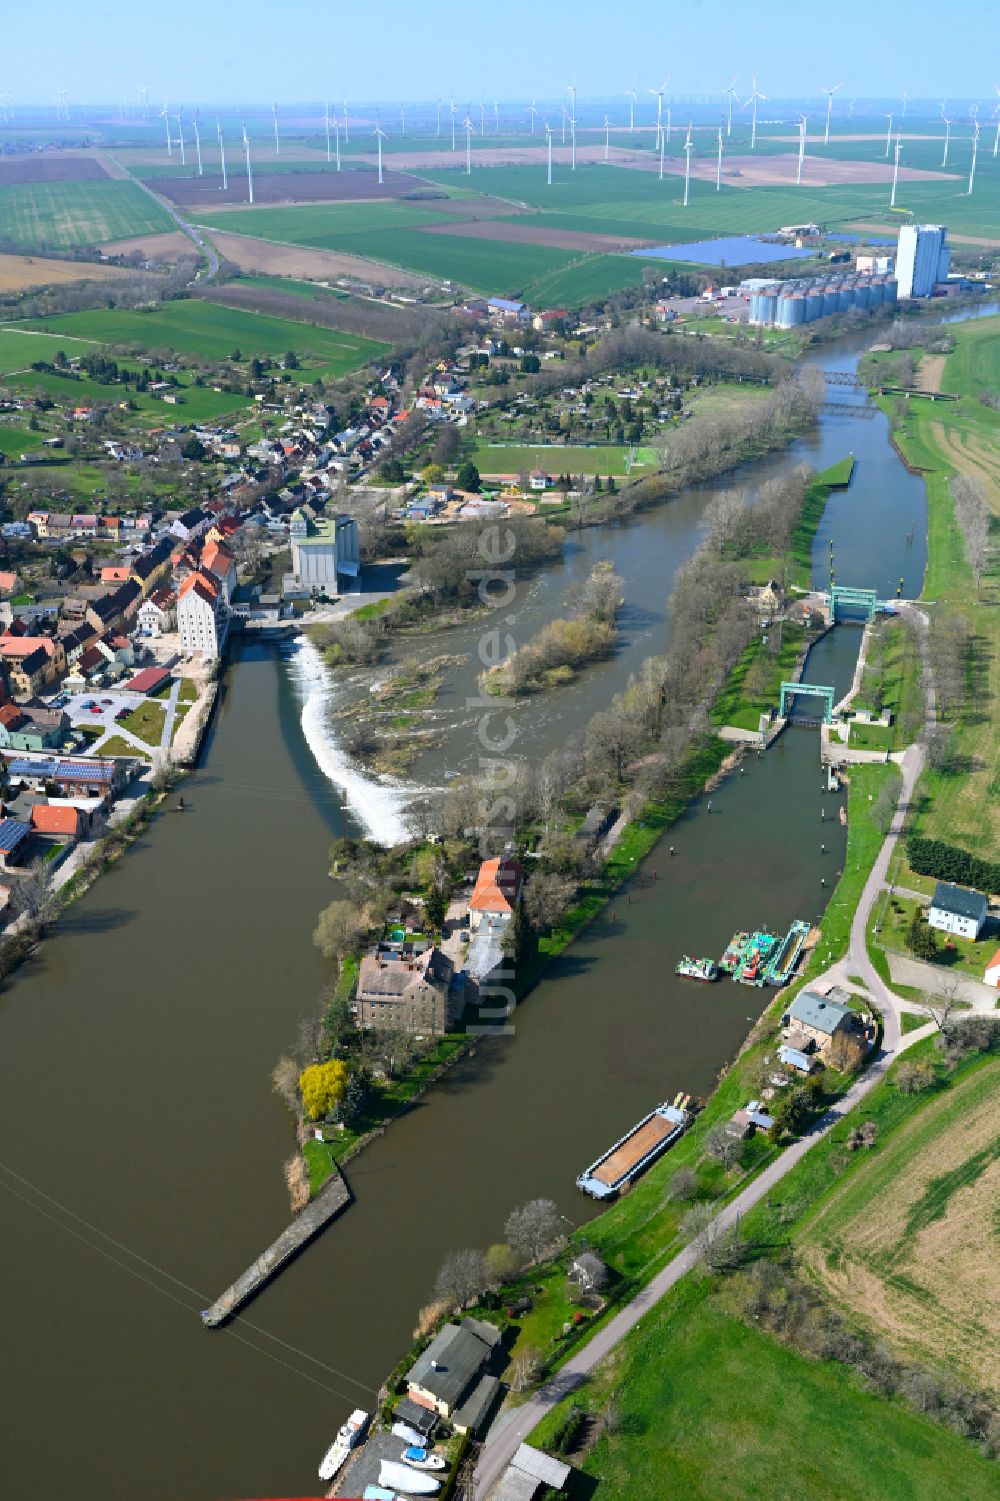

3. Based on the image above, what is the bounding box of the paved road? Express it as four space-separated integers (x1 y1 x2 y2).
103 154 220 280
474 603 939 1497
159 677 182 751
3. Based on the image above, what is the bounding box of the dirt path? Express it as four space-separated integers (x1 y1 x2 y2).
916 354 946 393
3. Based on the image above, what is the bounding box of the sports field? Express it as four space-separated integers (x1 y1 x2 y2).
17 301 388 376
800 1058 1000 1395
472 441 657 477
0 180 174 249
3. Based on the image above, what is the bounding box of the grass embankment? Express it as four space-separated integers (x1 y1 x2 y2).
787 455 856 590
531 1041 1000 1501
848 614 924 751
870 316 1000 858
710 623 805 732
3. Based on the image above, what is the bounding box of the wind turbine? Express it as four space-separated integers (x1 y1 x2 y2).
658 121 665 181
745 77 767 151
848 97 856 120
796 114 808 185
324 102 332 162
545 120 553 185
665 95 672 144
818 82 842 146
900 90 909 124
272 102 280 157
683 123 693 207
494 100 500 134
462 113 475 175
216 118 227 190
566 84 577 170
561 101 567 145
603 114 611 161
334 113 341 171
649 80 668 149
968 119 980 195
139 85 149 119
479 98 485 136
529 98 538 134
992 85 1000 158
884 112 893 158
373 122 388 185
626 84 637 133
890 133 902 209
450 96 457 151
436 97 442 136
941 109 952 168
342 99 349 144
399 103 406 136
724 78 738 139
716 124 724 189
192 110 203 176
174 109 186 167
161 100 172 157
242 121 254 204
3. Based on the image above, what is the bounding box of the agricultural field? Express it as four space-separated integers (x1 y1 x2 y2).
0 180 174 249
0 251 132 292
195 199 463 246
233 273 348 302
471 441 656 477
16 300 388 376
0 327 100 372
799 1058 1000 1395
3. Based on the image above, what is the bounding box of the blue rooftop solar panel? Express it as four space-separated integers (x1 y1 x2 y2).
0 819 31 852
7 758 57 777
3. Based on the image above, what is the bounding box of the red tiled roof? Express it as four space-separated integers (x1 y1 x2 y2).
469 856 524 914
178 570 219 602
126 667 170 695
0 703 25 728
30 804 79 836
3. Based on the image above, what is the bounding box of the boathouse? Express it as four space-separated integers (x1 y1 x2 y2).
405 1318 502 1432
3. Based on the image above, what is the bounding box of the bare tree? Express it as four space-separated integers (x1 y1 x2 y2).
509 1347 544 1393
922 972 963 1040
504 1198 565 1265
950 474 991 599
271 1054 299 1112
680 1202 749 1272
433 1247 491 1310
14 866 55 925
704 1123 743 1170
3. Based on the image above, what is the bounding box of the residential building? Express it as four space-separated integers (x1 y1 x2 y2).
9 646 55 697
783 989 859 1052
130 538 174 598
201 539 237 603
288 507 361 592
30 803 81 840
529 469 552 491
927 881 987 940
0 704 66 752
896 224 950 299
169 505 211 543
468 854 524 933
355 946 463 1035
405 1318 501 1432
85 580 141 635
0 635 67 675
137 587 176 636
488 297 529 325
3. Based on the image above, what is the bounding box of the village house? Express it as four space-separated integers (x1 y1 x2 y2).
0 704 66 753
0 634 67 676
200 539 237 603
8 646 56 697
29 803 82 842
85 580 141 636
783 988 861 1056
405 1318 501 1432
137 587 176 636
927 881 988 940
130 538 174 599
354 946 463 1035
169 505 212 543
468 854 524 933
488 296 529 326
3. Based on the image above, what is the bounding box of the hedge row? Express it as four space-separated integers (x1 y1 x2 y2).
906 836 1000 895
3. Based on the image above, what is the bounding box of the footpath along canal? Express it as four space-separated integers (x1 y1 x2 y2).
0 315 973 1499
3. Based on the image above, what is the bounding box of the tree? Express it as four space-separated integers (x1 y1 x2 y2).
504 1198 564 1264
680 1202 749 1272
667 1166 699 1202
298 1058 349 1119
284 349 300 370
484 1242 519 1284
379 456 405 483
906 909 939 961
455 459 481 492
523 870 576 933
828 1029 869 1073
424 885 449 930
704 1123 743 1170
871 777 899 836
509 1347 543 1392
271 1054 299 1111
313 899 368 960
520 353 541 374
433 1247 491 1310
895 1056 937 1093
331 1067 370 1126
14 866 54 925
181 436 206 462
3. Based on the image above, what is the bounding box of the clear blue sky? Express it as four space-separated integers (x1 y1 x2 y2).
8 0 999 106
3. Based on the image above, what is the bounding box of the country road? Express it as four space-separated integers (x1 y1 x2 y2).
473 604 938 1497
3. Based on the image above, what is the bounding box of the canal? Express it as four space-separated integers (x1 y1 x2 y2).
0 315 975 1498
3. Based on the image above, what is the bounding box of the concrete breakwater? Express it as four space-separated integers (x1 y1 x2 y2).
201 1162 351 1327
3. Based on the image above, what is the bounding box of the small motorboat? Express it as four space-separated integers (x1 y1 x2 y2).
391 1421 430 1447
403 1446 446 1471
318 1408 369 1480
380 1458 441 1495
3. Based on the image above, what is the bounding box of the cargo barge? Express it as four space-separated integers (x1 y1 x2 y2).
717 920 810 988
577 1094 691 1200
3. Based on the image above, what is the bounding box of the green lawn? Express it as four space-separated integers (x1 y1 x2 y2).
97 733 150 760
710 623 805 731
0 180 174 249
535 1276 999 1501
121 700 166 745
879 892 997 980
850 613 924 752
0 327 98 374
234 272 348 301
790 456 856 589
0 424 46 458
17 300 388 377
471 441 655 478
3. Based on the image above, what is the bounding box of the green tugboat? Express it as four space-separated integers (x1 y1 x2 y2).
675 955 719 982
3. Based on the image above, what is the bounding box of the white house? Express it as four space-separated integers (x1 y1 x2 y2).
137 588 176 637
985 948 1000 988
927 881 988 941
177 571 227 659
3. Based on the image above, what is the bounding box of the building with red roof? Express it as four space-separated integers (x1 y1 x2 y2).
126 666 171 696
468 854 524 932
30 804 81 839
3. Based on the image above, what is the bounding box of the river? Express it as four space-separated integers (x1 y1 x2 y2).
0 312 984 1499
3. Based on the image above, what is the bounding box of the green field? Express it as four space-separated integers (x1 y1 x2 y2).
0 180 174 249
471 441 656 477
197 199 462 246
17 300 388 375
0 327 101 373
234 273 348 301
0 424 45 458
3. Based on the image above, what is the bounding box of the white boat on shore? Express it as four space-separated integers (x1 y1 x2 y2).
318 1407 370 1481
403 1445 447 1471
380 1458 442 1495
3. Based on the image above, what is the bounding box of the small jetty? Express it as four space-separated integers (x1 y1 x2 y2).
577 1094 691 1200
201 1164 351 1328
